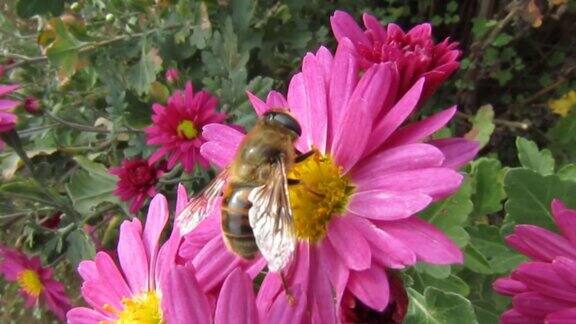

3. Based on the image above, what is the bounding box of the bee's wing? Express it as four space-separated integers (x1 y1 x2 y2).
248 158 296 272
176 168 229 235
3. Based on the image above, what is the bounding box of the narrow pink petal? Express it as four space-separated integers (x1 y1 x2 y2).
309 248 337 322
200 142 235 168
348 267 390 311
513 262 576 302
175 184 189 215
383 107 457 148
351 143 445 180
378 217 463 264
192 236 244 292
501 309 541 324
506 234 548 261
366 78 425 154
265 91 288 108
330 10 370 46
94 252 131 300
429 138 479 169
246 91 270 116
301 52 328 152
67 307 110 324
551 199 576 245
117 219 149 294
0 99 19 111
552 257 576 288
318 240 349 302
77 260 98 282
493 277 529 296
287 73 313 152
328 216 371 271
0 84 20 97
512 225 576 262
265 284 307 324
357 168 463 200
362 13 386 40
142 194 169 289
161 266 211 323
215 268 258 324
547 308 576 323
512 292 573 319
348 191 432 220
201 123 245 145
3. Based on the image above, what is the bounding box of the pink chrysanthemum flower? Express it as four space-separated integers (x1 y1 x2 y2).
0 83 20 149
331 10 460 100
0 246 71 320
494 199 576 323
110 157 163 213
145 82 226 173
181 43 477 321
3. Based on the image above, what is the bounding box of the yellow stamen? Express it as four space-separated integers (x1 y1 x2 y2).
115 291 164 324
288 150 354 243
17 269 44 297
176 120 198 139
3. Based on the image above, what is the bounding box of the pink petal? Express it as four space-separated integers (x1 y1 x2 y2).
383 107 457 148
547 308 576 323
201 123 244 147
94 252 131 301
317 240 349 302
330 10 370 47
0 99 19 111
512 292 573 319
117 219 149 294
513 262 576 302
309 249 338 322
551 199 576 245
192 236 245 292
328 216 371 271
378 217 463 264
348 267 390 311
501 309 541 324
265 284 308 324
246 91 270 116
142 194 169 289
0 84 20 97
493 277 529 296
301 52 329 152
215 268 258 324
509 225 576 262
429 138 479 169
352 143 444 180
366 78 425 154
287 73 314 152
266 91 288 108
161 266 210 323
552 257 576 288
67 307 110 324
347 191 432 220
362 13 386 40
356 168 463 200
175 184 189 215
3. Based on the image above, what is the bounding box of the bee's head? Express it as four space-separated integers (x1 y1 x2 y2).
263 110 302 138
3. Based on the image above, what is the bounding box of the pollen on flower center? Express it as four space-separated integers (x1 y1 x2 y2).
17 269 43 297
288 150 354 243
176 120 198 139
115 291 164 324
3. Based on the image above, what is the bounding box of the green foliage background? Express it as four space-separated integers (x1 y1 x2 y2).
1 0 575 322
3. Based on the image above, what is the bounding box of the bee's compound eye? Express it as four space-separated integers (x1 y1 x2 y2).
264 111 302 137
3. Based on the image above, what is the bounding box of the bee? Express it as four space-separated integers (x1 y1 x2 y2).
177 109 307 272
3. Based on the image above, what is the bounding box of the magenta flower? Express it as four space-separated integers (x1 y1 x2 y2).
331 10 460 100
145 81 226 173
165 68 180 84
110 157 163 213
182 43 477 320
0 83 20 149
0 246 71 320
494 199 576 323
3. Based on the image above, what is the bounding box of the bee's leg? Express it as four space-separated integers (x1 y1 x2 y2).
280 271 296 306
295 150 315 163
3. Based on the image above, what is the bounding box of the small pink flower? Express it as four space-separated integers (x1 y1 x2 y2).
330 10 460 101
110 158 163 213
0 246 71 320
494 199 576 323
24 96 41 114
145 81 226 173
0 83 20 150
182 43 477 321
165 68 180 84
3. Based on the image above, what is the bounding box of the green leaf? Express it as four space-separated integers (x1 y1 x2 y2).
406 287 478 324
16 0 64 18
470 158 506 216
415 264 452 279
65 158 118 215
0 180 58 207
464 244 493 274
412 271 470 296
504 168 576 229
465 105 495 148
468 225 526 274
516 137 555 175
492 33 512 47
45 18 84 81
420 177 472 247
558 164 576 182
128 47 163 95
231 0 254 32
548 109 576 159
65 229 96 267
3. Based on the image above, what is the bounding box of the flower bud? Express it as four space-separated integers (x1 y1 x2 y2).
24 96 41 115
165 68 180 84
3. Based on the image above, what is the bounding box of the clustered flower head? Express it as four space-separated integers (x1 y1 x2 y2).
494 199 576 323
0 246 71 320
145 81 226 173
110 157 163 213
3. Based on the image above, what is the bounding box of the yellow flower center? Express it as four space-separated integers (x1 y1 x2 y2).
176 120 198 139
106 291 164 324
549 90 576 116
288 150 354 243
17 269 44 297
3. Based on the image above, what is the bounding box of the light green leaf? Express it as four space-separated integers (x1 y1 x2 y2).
504 168 576 229
464 244 493 274
468 225 526 274
128 47 163 95
558 164 576 182
65 159 118 215
412 272 470 296
470 158 506 216
465 105 495 148
406 287 478 324
516 137 555 175
65 229 95 267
